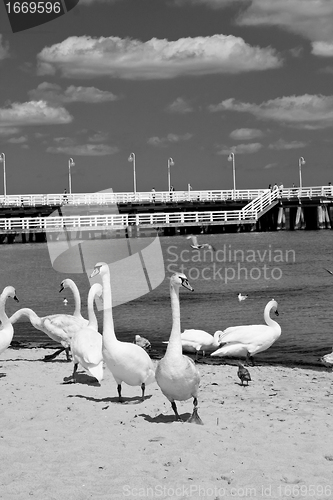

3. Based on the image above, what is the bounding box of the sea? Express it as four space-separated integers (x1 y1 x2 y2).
1 230 332 369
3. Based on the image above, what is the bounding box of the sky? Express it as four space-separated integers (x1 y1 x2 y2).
1 0 333 195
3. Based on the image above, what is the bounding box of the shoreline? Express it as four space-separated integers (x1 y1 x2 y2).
1 348 333 499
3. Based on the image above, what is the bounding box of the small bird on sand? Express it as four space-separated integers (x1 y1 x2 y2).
134 335 151 352
237 362 251 386
186 235 215 251
238 293 248 302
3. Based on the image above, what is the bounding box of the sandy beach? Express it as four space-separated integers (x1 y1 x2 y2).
1 348 333 500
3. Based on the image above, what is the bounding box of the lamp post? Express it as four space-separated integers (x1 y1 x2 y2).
298 156 305 189
228 152 236 192
167 157 174 191
68 158 75 194
0 152 6 197
128 152 136 194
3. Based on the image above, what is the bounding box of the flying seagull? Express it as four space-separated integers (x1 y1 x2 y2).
186 235 215 251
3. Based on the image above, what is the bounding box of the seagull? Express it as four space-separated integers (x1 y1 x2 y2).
186 235 215 251
237 362 251 386
134 335 151 352
63 298 68 306
238 293 248 302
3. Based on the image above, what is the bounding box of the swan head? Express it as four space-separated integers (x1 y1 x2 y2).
2 286 19 302
59 278 75 293
170 272 194 292
214 330 224 343
268 299 279 316
90 262 109 278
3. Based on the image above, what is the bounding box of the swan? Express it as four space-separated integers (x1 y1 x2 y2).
320 349 333 369
238 293 248 302
0 286 19 356
90 262 155 402
180 329 223 358
155 273 203 424
211 299 281 365
59 278 88 326
67 283 103 383
186 235 215 251
134 335 151 352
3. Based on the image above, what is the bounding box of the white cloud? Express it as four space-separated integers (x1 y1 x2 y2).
269 139 307 150
0 101 73 127
312 41 333 57
88 131 109 143
229 128 263 140
147 133 193 147
46 144 118 156
218 143 263 154
28 82 119 104
7 136 28 144
37 34 282 79
0 34 9 60
0 127 20 136
166 98 194 114
176 1 333 49
209 94 333 129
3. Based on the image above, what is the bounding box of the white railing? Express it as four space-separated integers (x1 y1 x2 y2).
241 189 280 218
0 208 259 233
0 189 268 207
0 186 332 208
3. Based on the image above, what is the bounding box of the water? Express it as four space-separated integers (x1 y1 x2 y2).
1 230 332 369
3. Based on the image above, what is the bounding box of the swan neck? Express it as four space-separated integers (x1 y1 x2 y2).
264 304 277 327
0 295 8 323
87 290 98 330
166 282 182 356
9 308 39 325
70 283 81 317
101 272 116 344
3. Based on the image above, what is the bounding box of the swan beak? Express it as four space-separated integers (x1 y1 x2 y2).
14 295 19 302
59 283 65 293
274 309 279 316
182 280 194 292
90 267 100 278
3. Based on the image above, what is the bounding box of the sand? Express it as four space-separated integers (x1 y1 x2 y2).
1 348 333 500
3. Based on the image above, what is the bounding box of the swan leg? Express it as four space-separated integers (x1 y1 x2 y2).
72 362 78 383
141 382 145 400
117 384 123 403
43 347 66 361
187 397 204 425
65 347 72 362
171 401 183 422
245 352 255 366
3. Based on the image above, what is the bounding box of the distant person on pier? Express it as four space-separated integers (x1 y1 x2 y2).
62 189 68 204
170 185 175 201
151 187 156 202
328 182 333 196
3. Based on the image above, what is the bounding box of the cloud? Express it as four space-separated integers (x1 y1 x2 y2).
28 82 119 104
7 136 28 144
176 1 333 49
46 144 118 156
229 128 263 140
218 142 263 155
37 34 282 79
166 98 194 114
147 132 192 147
268 139 307 150
0 127 20 136
312 41 333 57
209 94 333 129
0 35 9 60
0 101 73 127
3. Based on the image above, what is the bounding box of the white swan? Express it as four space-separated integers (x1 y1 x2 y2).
155 273 203 424
238 293 248 302
0 286 19 356
90 262 155 402
320 349 333 369
134 335 151 352
180 329 223 358
186 235 215 251
211 299 281 365
59 278 88 326
67 283 103 383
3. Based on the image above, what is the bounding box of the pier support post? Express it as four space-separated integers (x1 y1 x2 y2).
317 205 325 229
277 206 286 230
322 205 331 229
295 206 305 230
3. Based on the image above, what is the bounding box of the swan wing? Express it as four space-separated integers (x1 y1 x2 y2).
43 315 83 343
219 324 279 345
181 329 213 344
71 329 103 365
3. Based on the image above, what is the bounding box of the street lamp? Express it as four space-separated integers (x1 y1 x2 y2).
298 157 305 189
0 152 6 197
128 152 137 194
228 152 236 192
68 157 75 194
167 157 174 191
